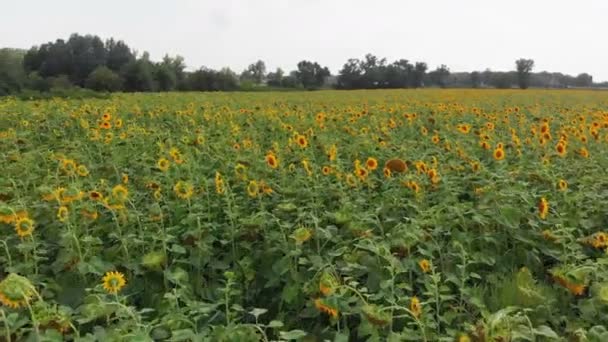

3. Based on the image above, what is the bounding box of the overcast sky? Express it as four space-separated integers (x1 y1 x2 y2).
2 0 607 81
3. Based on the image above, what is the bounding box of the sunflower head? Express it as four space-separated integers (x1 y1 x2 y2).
0 273 35 309
15 217 35 238
102 271 126 294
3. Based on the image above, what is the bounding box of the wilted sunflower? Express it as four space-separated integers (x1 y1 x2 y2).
0 273 35 309
102 271 126 294
314 298 338 318
292 227 312 244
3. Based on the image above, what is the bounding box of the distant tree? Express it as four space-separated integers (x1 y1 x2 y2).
121 52 155 92
385 59 413 88
241 60 266 84
106 39 135 72
515 58 535 89
0 48 26 95
281 71 300 88
267 68 285 87
412 62 428 88
429 64 450 88
216 68 239 91
296 61 330 89
470 71 482 88
337 58 363 89
574 73 593 87
86 66 123 91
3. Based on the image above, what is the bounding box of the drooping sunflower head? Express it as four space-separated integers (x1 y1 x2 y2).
101 271 126 294
0 273 35 309
57 206 69 223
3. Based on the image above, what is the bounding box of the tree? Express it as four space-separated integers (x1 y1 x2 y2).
411 62 428 88
385 59 413 88
242 60 266 84
121 52 155 92
515 58 534 89
296 61 330 89
337 58 363 89
470 71 482 88
86 66 123 91
267 68 285 87
0 48 26 95
106 39 135 72
574 73 593 87
429 64 450 88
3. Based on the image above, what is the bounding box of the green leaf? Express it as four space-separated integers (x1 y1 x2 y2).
279 329 308 340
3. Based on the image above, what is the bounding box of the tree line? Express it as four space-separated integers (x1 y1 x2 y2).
1 33 606 96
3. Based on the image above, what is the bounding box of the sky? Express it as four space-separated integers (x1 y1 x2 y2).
1 0 607 81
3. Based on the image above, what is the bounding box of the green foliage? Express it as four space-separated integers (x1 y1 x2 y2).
86 66 123 92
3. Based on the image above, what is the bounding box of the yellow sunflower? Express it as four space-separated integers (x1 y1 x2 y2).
102 271 126 294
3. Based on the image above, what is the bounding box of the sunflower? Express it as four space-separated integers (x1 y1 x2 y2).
406 181 421 194
122 173 129 184
14 217 35 238
557 179 568 191
101 113 112 122
247 181 259 198
99 121 111 130
215 172 225 194
470 161 481 172
356 167 369 181
157 158 170 172
102 271 126 294
383 167 392 178
385 159 407 173
173 181 194 200
0 274 35 309
301 159 313 176
114 118 123 128
81 209 99 221
493 147 505 161
555 142 567 157
579 147 589 158
457 124 471 134
57 206 69 223
538 197 549 220
111 185 129 202
265 152 279 169
235 163 247 180
480 141 491 150
292 227 312 244
410 296 422 317
76 165 89 177
366 157 378 170
319 273 338 296
327 145 337 161
89 191 103 201
314 298 338 318
431 134 440 144
322 166 332 176
345 174 357 187
60 159 77 175
296 134 308 148
418 259 431 273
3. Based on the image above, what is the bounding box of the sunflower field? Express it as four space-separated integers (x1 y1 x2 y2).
2 89 608 341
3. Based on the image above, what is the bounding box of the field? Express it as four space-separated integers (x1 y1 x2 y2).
2 89 608 341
